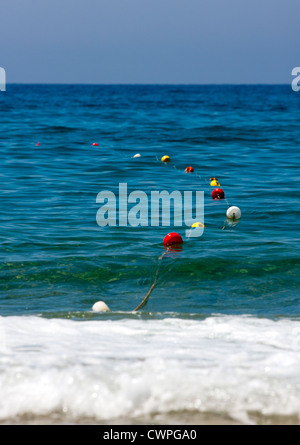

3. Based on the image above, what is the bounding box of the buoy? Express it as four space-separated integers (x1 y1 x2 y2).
35 142 40 147
92 301 110 312
161 155 170 163
212 188 225 200
185 166 194 173
192 222 205 228
92 143 99 146
133 153 141 158
210 177 220 186
163 232 183 247
226 206 241 220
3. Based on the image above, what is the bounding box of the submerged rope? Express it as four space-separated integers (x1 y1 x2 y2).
133 252 167 311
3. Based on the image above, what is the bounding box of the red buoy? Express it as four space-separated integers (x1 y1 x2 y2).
185 166 194 173
163 232 183 247
92 142 99 146
212 188 225 200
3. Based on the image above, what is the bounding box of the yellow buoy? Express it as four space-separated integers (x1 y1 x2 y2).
210 177 220 186
161 155 170 163
192 222 205 228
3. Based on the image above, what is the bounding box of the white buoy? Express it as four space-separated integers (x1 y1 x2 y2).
133 153 141 158
92 301 110 312
226 206 241 220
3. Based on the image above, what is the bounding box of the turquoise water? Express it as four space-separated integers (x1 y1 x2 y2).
1 84 299 318
0 85 300 424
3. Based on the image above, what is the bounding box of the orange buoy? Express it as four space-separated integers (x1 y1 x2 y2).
185 166 194 173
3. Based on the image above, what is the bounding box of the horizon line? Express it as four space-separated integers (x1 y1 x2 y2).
5 82 291 86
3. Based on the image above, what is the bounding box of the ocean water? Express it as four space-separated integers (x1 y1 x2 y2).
0 84 300 425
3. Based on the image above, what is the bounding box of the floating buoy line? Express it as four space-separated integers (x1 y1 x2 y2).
92 150 242 313
35 144 242 313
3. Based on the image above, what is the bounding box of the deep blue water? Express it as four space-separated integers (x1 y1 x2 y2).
1 84 300 319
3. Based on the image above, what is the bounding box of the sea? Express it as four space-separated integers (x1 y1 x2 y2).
0 84 300 425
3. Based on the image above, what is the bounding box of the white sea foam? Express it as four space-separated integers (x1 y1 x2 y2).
0 314 300 424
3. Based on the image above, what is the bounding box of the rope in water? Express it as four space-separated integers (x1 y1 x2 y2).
133 252 167 311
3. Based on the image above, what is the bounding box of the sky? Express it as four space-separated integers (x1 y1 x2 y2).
0 0 299 84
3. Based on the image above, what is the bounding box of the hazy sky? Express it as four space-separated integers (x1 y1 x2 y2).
1 0 299 84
